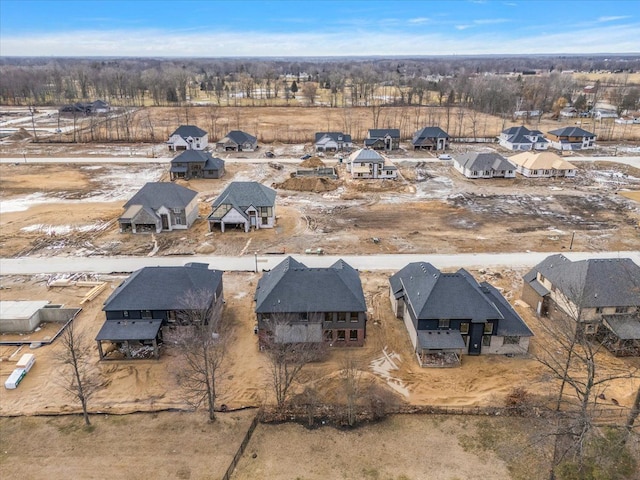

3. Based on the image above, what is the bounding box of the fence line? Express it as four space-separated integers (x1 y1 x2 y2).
221 413 259 480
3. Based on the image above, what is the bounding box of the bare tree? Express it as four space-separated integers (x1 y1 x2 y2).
57 321 99 426
301 82 317 105
175 289 227 422
341 354 362 427
261 313 326 410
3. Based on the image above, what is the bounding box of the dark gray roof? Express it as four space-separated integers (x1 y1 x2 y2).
525 254 640 308
548 126 595 137
103 264 223 312
389 263 503 324
368 128 400 139
417 330 466 350
171 150 224 171
255 256 366 314
501 126 548 144
603 315 640 340
412 127 449 144
364 138 383 147
170 125 207 138
223 130 257 145
95 319 162 341
351 148 384 163
481 283 533 337
523 270 550 296
455 152 516 171
124 182 197 209
314 132 352 143
211 181 276 210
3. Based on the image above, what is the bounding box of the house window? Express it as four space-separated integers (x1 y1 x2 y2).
583 323 597 334
324 312 333 322
483 323 493 335
504 336 519 345
142 310 152 319
338 312 347 323
615 306 627 314
482 335 492 346
439 319 450 329
324 330 333 342
472 171 478 176
173 208 182 213
350 330 358 341
350 313 359 323
595 307 604 314
337 330 346 341
123 310 129 318
300 312 308 321
459 322 469 334
262 217 268 225
168 311 176 323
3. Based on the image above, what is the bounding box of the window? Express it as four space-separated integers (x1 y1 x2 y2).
350 313 359 323
324 330 333 342
483 323 493 335
439 319 450 329
300 312 308 321
482 335 492 346
324 312 333 322
595 307 604 314
504 336 519 345
583 324 597 334
338 312 347 323
337 330 346 341
261 217 268 225
459 322 469 334
615 306 627 314
173 208 182 213
350 330 358 341
142 310 152 319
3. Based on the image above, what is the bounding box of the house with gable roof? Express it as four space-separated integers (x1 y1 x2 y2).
314 131 353 152
365 128 400 151
547 126 596 150
522 254 640 356
412 126 450 151
170 150 225 180
216 130 258 152
453 152 516 179
167 125 208 151
498 126 549 151
390 262 533 367
96 262 223 360
254 257 367 347
347 148 397 179
509 151 577 178
119 182 199 234
208 181 276 232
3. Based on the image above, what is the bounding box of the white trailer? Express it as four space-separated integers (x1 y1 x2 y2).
16 353 35 372
5 368 26 389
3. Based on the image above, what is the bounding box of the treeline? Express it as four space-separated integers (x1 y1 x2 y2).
1 56 639 116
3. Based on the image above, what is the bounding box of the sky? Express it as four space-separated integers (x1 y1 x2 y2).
0 0 638 57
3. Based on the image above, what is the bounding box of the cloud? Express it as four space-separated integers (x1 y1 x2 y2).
473 18 510 25
408 17 430 24
597 15 631 22
1 22 639 57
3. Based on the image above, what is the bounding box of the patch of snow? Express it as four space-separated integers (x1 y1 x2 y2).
370 347 410 398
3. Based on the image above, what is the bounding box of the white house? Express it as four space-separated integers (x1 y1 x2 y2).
509 151 577 178
547 126 596 151
167 125 208 151
347 148 397 180
454 152 516 179
498 126 549 151
314 132 353 152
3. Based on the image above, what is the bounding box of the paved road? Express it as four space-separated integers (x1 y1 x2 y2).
1 251 638 275
1 155 639 167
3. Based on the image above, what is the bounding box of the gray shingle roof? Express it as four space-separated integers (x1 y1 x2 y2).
314 132 352 143
103 264 223 312
482 283 533 336
390 263 504 324
548 126 595 137
603 315 640 340
223 130 257 145
171 150 225 171
255 257 366 314
455 152 516 171
350 148 384 162
95 319 162 341
412 126 449 144
211 181 276 210
123 182 198 209
170 125 207 138
525 254 640 308
368 128 400 139
417 330 466 350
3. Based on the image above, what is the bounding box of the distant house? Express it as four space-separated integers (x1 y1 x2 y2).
119 182 199 234
365 128 400 151
170 150 225 180
390 263 533 367
453 152 516 179
347 148 397 179
522 254 640 356
547 126 596 150
216 130 258 152
412 127 450 151
509 151 577 178
314 132 353 152
255 257 367 347
167 125 208 151
560 107 578 118
498 126 549 151
96 263 223 360
592 108 618 120
59 100 110 115
208 181 276 232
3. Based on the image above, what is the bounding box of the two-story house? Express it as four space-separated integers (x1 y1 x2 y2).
170 150 225 180
412 126 450 151
547 126 596 150
390 262 533 367
498 126 549 151
254 257 367 347
365 128 400 151
96 263 224 359
208 181 276 232
167 125 208 151
347 148 397 179
522 254 640 356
